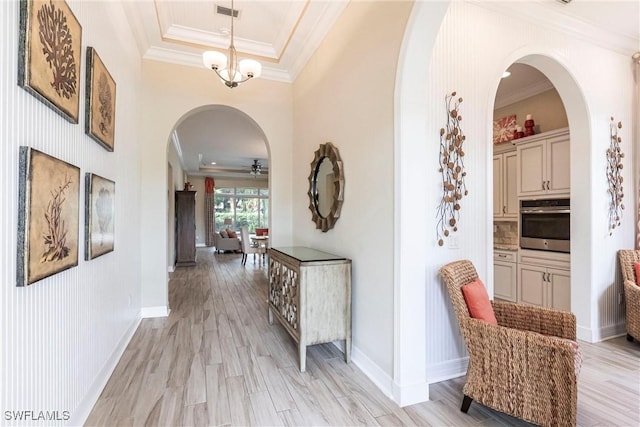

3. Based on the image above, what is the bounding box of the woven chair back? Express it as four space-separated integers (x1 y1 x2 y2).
618 250 640 283
439 260 479 326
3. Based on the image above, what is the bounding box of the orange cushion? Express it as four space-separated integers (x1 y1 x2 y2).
461 279 498 325
635 262 640 286
226 229 237 238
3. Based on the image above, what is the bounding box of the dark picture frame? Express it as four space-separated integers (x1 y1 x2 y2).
85 173 115 260
85 47 116 151
17 147 80 287
18 0 82 123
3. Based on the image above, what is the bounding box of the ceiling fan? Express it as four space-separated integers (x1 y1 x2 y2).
250 159 262 176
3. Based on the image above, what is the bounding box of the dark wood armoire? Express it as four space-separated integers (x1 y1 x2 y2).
175 191 196 267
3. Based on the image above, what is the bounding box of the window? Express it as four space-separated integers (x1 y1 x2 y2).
214 187 269 233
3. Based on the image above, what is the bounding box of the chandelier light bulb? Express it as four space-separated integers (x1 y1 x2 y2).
203 50 227 70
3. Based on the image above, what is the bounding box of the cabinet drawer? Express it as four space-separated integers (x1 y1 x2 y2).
494 250 516 262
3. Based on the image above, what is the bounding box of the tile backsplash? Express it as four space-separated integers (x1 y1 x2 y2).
494 221 518 246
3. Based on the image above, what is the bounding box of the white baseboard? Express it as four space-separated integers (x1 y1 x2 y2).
596 323 626 342
577 325 594 342
332 341 394 400
140 306 170 318
167 265 175 273
392 380 429 407
196 243 206 248
427 357 468 384
68 316 140 426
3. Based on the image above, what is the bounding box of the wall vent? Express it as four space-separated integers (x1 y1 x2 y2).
216 5 239 18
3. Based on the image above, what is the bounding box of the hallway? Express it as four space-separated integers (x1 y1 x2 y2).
86 248 639 426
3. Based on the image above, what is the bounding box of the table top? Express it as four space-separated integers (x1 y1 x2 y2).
251 235 269 240
271 246 347 262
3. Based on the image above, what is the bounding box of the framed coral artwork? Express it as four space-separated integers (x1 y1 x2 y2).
493 115 517 144
18 0 82 123
85 173 115 260
85 47 116 151
17 147 80 287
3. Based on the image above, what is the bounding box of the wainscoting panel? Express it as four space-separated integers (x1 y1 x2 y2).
1 1 142 425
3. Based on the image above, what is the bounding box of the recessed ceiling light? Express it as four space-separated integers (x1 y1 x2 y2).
502 71 511 78
210 161 217 165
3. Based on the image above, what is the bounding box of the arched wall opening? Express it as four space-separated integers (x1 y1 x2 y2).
165 103 272 288
487 54 592 336
393 0 615 407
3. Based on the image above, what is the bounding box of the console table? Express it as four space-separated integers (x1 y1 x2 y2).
268 247 352 372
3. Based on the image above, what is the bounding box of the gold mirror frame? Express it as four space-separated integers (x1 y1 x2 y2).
307 142 344 232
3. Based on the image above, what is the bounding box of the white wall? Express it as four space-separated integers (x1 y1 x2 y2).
397 1 635 391
138 60 294 313
292 0 413 398
0 0 142 424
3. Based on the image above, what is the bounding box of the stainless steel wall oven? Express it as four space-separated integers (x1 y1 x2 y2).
520 198 570 253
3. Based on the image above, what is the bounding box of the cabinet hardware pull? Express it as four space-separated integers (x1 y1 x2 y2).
503 206 506 214
498 254 507 258
542 181 545 190
546 181 550 190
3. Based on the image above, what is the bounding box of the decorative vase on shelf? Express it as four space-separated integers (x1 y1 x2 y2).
524 114 535 137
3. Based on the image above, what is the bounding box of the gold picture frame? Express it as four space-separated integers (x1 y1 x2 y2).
17 147 80 287
85 173 115 260
85 47 116 151
18 0 82 123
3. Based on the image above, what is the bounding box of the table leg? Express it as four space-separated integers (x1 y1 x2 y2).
344 337 351 364
299 341 307 372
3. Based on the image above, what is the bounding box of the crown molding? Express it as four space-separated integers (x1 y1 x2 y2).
143 47 292 83
472 0 638 56
494 79 555 109
163 24 279 59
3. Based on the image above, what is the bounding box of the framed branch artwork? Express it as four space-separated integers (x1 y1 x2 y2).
18 0 82 123
17 147 80 287
85 173 115 260
85 47 116 151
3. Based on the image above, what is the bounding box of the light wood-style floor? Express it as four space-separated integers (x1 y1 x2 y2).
86 247 640 426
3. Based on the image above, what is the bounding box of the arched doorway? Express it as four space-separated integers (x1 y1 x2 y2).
165 104 271 304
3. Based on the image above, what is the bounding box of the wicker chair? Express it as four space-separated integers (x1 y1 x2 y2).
618 250 640 342
439 260 580 427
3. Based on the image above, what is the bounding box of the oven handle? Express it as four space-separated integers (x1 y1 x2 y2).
520 209 571 214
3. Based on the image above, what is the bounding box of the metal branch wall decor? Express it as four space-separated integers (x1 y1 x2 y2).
606 117 625 235
437 92 468 246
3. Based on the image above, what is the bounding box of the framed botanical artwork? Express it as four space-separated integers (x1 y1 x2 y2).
17 147 80 287
85 47 116 151
18 0 82 123
493 114 517 144
84 173 115 260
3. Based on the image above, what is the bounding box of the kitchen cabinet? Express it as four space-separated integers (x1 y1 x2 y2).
268 247 351 372
494 250 517 302
518 249 570 311
517 128 570 197
175 191 197 267
493 149 518 218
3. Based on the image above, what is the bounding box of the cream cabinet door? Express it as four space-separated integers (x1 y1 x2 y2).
493 155 503 217
518 264 546 307
546 136 570 195
517 140 545 197
549 268 571 311
494 260 517 302
504 151 519 217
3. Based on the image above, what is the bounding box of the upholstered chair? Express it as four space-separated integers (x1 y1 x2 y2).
240 226 261 265
439 260 581 427
618 250 640 342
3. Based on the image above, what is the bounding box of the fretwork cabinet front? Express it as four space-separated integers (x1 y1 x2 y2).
268 247 352 372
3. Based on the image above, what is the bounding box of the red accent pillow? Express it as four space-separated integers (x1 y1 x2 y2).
461 279 498 325
634 262 640 286
227 229 237 238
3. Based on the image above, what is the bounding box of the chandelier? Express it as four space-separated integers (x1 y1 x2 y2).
202 0 262 88
250 160 262 176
